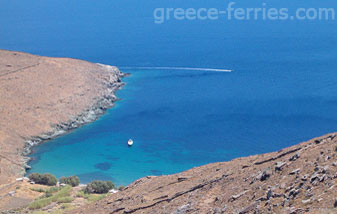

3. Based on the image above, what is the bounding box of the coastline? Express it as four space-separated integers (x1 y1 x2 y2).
0 50 131 211
22 64 128 172
0 49 129 184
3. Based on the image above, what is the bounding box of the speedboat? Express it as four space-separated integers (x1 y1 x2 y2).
128 139 133 146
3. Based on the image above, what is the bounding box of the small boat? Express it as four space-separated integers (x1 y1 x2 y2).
128 139 133 146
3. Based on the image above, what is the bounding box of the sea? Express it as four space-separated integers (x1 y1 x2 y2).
0 0 337 186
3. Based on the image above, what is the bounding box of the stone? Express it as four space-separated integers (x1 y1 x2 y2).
266 189 272 200
275 162 286 171
176 203 191 214
289 153 300 161
231 190 249 201
257 168 272 181
109 189 118 194
302 199 311 204
289 168 301 175
239 202 258 214
319 174 326 182
301 175 308 181
213 207 221 214
177 176 191 182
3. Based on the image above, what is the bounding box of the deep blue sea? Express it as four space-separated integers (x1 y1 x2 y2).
1 0 337 186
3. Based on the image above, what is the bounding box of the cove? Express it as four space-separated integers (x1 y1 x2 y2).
1 0 336 186
28 67 337 186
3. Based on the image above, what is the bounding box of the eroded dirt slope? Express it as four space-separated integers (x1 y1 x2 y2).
73 134 337 214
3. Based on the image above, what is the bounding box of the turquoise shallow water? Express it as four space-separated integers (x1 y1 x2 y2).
27 67 337 186
0 0 337 186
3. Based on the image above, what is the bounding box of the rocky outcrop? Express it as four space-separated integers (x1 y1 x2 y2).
0 50 125 210
73 133 337 214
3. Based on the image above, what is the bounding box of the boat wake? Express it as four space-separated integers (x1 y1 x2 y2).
119 66 232 73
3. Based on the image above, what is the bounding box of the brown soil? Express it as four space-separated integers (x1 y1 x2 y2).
72 133 337 214
0 49 124 211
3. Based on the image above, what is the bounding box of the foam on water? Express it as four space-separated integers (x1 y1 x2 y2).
119 67 232 73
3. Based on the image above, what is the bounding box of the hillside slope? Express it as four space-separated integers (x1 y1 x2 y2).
0 50 124 210
73 133 337 214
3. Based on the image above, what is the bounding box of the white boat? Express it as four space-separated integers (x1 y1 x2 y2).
128 139 133 146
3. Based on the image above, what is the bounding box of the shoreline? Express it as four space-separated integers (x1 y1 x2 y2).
22 64 129 175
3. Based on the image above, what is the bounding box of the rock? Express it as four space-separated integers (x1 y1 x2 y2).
176 203 192 214
24 164 31 170
231 190 249 201
288 189 300 199
289 153 300 161
289 168 301 175
239 202 258 214
257 168 272 181
310 173 319 183
319 174 326 182
266 189 272 200
282 199 290 207
177 176 191 182
8 191 15 197
213 207 222 214
290 207 304 214
109 189 118 194
275 162 286 171
322 165 329 173
301 175 308 181
302 199 311 204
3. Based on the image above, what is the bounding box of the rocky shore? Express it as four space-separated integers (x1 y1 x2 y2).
0 50 126 210
22 65 127 170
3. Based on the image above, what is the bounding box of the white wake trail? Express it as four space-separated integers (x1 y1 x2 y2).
119 66 232 73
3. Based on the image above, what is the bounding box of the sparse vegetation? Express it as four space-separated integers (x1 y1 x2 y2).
29 173 58 186
61 203 73 209
29 197 53 210
30 187 46 193
45 186 63 194
84 180 114 194
59 175 80 187
29 185 72 210
76 190 107 202
56 196 74 203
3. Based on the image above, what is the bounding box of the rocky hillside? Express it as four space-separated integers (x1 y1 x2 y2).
0 50 125 210
73 133 337 214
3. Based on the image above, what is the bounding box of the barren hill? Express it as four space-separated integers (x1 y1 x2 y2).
73 133 337 214
0 50 124 210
